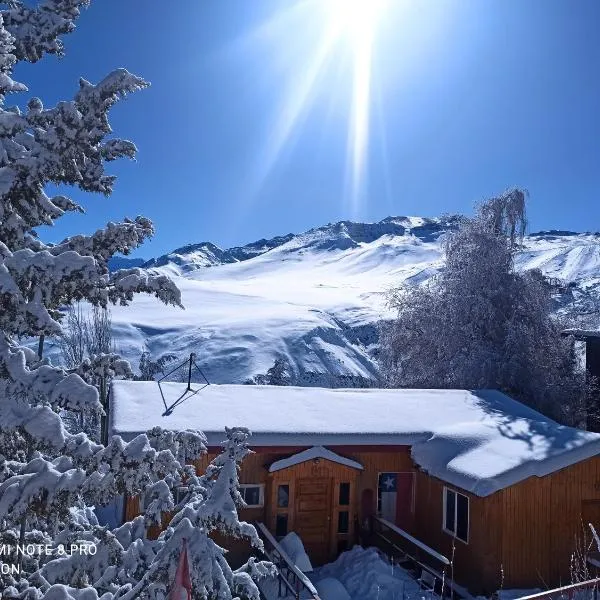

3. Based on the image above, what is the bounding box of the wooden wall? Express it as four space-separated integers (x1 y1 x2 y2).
500 454 600 589
414 453 600 594
125 445 415 561
124 443 600 594
414 471 504 595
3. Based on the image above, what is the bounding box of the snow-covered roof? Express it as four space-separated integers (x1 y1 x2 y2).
268 446 364 473
109 381 600 497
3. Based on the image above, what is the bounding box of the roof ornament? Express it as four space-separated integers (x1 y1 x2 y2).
157 352 210 416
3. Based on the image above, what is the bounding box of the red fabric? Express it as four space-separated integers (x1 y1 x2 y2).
395 473 414 530
169 538 192 600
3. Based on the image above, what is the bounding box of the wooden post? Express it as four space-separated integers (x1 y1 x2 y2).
187 353 195 391
37 333 45 360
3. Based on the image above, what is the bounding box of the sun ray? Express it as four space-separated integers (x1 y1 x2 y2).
235 0 391 216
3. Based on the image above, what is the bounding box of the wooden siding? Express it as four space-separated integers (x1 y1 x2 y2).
123 443 600 594
414 454 600 594
413 471 503 595
500 454 600 589
125 446 415 559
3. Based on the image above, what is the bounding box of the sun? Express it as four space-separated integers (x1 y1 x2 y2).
323 0 389 45
238 0 392 216
321 0 390 210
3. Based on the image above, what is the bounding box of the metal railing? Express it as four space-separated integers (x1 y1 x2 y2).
255 521 321 600
514 578 600 600
372 516 470 599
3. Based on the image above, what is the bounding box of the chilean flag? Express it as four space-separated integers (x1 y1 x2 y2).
169 538 192 600
378 472 414 530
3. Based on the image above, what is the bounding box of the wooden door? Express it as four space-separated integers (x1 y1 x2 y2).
294 477 332 566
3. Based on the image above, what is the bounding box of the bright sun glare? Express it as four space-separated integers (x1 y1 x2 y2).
244 0 391 215
323 0 390 211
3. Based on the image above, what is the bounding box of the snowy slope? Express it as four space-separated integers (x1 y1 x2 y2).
96 218 600 384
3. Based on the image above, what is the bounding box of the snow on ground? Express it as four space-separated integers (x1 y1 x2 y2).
259 545 435 600
259 537 538 600
107 228 438 384
110 382 600 496
314 546 430 600
279 532 314 573
42 218 600 385
496 590 542 600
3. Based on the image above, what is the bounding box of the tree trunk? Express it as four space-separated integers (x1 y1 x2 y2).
20 335 46 566
15 513 27 571
37 333 45 360
100 375 108 445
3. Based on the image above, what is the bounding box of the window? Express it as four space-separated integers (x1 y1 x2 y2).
338 511 349 534
276 514 288 537
443 487 469 543
278 485 289 508
240 484 264 508
339 482 350 506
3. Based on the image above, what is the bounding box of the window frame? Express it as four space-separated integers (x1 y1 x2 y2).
339 482 351 506
277 484 290 508
442 486 469 544
173 486 188 506
337 510 350 534
239 484 265 508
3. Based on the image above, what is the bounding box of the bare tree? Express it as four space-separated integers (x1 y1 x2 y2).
57 303 88 369
58 303 116 368
57 303 131 440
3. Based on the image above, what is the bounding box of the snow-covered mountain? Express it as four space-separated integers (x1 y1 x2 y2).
99 217 600 385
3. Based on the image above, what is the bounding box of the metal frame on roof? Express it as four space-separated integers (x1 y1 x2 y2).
157 352 210 416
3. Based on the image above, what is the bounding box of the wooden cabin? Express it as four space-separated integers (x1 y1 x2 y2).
109 381 600 595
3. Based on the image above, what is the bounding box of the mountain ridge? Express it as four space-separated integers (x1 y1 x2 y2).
109 215 463 274
109 216 600 275
93 215 600 386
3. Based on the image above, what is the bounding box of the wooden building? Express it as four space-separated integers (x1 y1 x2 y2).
110 381 600 595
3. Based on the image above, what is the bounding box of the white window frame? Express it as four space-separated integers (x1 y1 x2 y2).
442 486 469 544
239 484 265 508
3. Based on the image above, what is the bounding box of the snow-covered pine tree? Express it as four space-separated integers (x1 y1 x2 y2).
252 357 291 386
107 427 275 600
23 427 272 600
379 188 588 426
0 3 270 599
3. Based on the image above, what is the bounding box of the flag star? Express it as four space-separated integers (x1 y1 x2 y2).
384 476 395 490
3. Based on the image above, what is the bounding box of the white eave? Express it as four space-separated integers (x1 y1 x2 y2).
268 446 364 473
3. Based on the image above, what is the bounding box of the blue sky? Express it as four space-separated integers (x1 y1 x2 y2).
22 0 600 258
